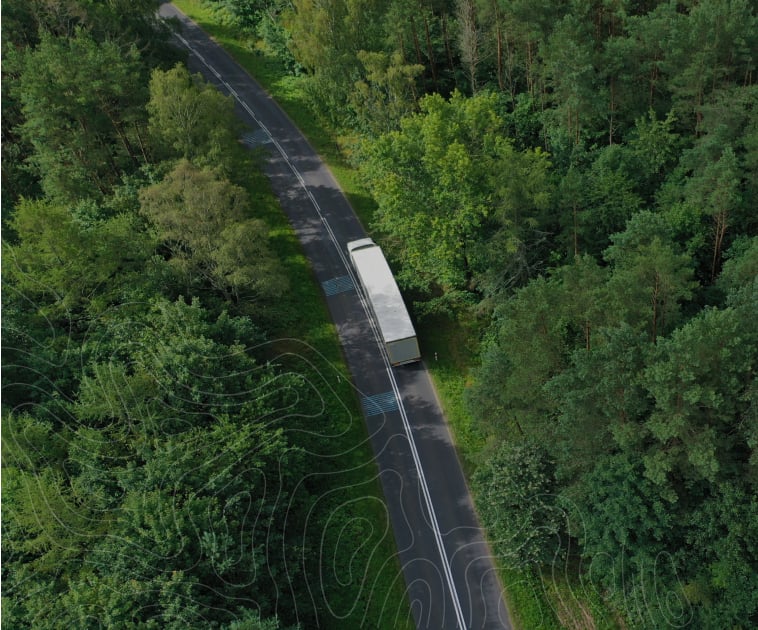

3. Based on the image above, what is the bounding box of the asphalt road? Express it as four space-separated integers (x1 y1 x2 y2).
159 5 511 628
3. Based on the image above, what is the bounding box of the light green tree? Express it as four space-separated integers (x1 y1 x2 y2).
351 50 423 135
139 160 287 305
361 90 552 306
3 197 151 317
147 64 241 173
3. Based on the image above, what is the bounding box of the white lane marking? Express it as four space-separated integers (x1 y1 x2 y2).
172 26 467 630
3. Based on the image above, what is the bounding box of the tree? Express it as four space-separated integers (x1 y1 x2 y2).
1 0 173 55
664 0 758 133
545 324 652 483
683 145 744 281
685 483 758 628
360 90 552 306
139 161 287 306
540 13 602 149
2 297 312 628
466 273 567 439
716 236 758 307
605 212 697 343
351 50 423 135
3 197 152 318
147 64 241 173
642 301 757 488
1 410 78 596
456 0 482 92
575 453 686 629
283 0 384 124
474 440 564 568
578 144 644 256
16 31 150 200
626 109 680 202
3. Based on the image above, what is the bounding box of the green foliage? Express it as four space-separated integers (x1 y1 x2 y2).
139 160 287 307
545 325 652 483
470 220 754 625
474 440 564 569
361 90 552 304
204 0 271 31
255 3 301 75
147 64 242 173
2 295 314 627
351 50 424 135
469 274 565 437
1 0 174 57
188 0 758 625
717 236 758 305
283 0 383 124
574 453 687 628
469 255 613 440
605 212 697 343
540 12 602 148
3 11 412 628
686 483 758 626
4 197 152 317
10 0 756 625
643 301 757 487
15 31 150 201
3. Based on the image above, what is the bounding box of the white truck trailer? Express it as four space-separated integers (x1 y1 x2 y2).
347 238 421 366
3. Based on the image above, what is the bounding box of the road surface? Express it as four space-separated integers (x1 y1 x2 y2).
159 5 512 628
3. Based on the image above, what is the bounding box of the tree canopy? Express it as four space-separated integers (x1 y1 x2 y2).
236 0 758 625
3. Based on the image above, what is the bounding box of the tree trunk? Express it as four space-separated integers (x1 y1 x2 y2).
526 40 534 97
457 0 480 93
134 123 151 163
573 200 579 258
649 61 659 108
711 208 728 281
492 0 504 92
651 272 660 344
609 76 616 145
103 105 140 167
423 15 438 89
503 22 516 106
410 15 424 67
397 32 408 63
442 13 456 76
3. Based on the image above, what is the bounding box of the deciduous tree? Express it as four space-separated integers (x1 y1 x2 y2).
139 161 287 306
147 64 241 173
473 440 564 568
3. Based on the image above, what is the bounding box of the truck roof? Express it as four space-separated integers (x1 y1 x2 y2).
347 239 416 344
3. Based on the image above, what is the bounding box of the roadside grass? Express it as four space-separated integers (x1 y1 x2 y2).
415 311 489 474
169 2 618 628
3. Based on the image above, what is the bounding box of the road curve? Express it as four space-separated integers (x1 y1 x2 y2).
159 4 511 628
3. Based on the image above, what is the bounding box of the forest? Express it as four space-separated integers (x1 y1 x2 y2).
1 2 412 629
3 0 757 628
185 0 758 627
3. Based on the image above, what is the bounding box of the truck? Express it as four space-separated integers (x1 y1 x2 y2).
347 238 421 366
